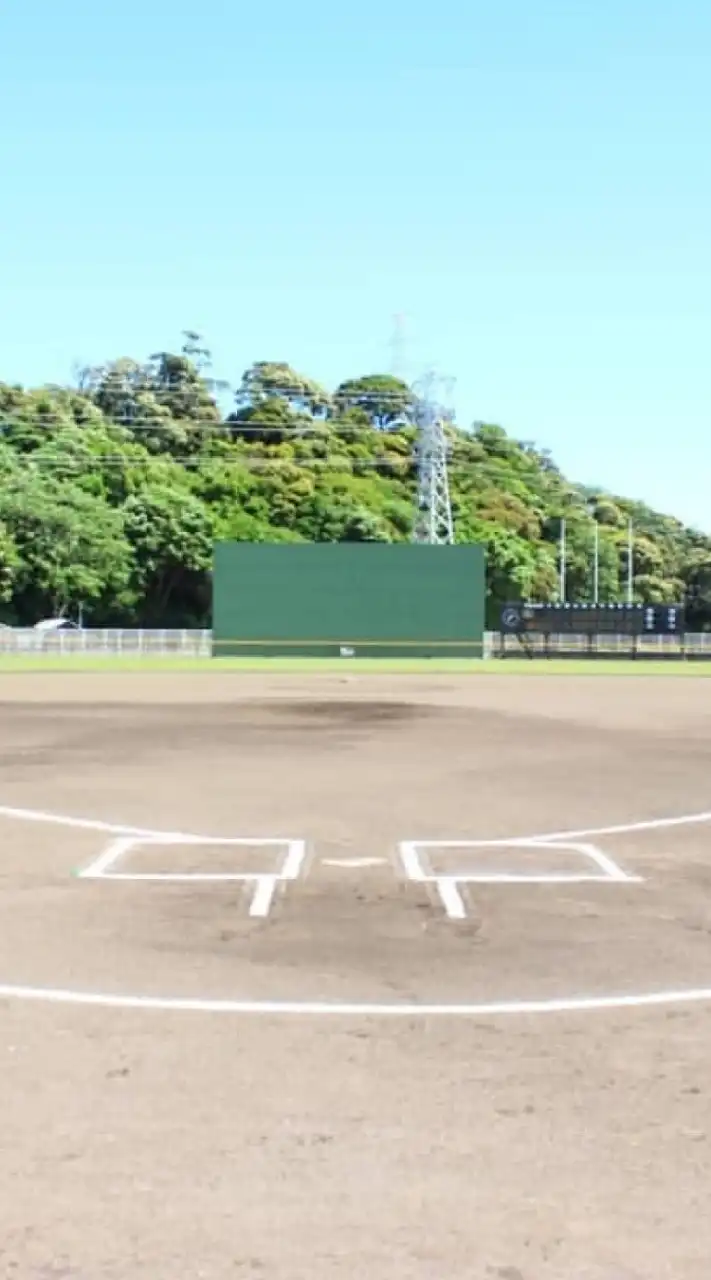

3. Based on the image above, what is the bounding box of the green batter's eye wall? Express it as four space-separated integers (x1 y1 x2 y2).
212 543 486 658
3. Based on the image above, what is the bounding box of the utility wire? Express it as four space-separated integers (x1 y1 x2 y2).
2 455 419 473
0 424 462 448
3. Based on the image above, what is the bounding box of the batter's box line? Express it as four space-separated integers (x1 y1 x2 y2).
398 840 643 921
78 836 306 918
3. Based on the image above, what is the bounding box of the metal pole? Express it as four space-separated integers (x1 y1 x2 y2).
627 519 634 605
593 520 599 604
559 517 566 602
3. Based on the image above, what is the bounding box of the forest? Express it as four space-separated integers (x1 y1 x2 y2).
1 331 710 629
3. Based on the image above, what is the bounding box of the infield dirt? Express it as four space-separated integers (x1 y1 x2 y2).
2 672 711 1279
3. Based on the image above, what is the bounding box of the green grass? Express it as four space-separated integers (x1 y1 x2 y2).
0 654 709 676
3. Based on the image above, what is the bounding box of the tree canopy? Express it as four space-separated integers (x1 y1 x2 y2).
1 335 709 628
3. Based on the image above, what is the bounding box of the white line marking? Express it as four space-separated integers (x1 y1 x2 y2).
4 803 709 1015
535 812 711 842
143 836 290 848
3 801 711 853
399 840 640 898
99 873 269 883
3 982 711 1017
0 803 298 848
399 842 426 881
249 876 278 918
579 843 632 882
281 841 306 880
79 838 134 879
322 858 386 868
81 842 293 917
404 810 711 850
78 835 305 885
436 879 467 919
0 805 157 838
435 873 643 884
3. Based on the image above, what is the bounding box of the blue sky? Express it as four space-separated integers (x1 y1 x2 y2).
1 0 710 527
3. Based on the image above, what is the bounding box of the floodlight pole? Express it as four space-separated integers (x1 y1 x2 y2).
626 519 634 605
559 518 567 602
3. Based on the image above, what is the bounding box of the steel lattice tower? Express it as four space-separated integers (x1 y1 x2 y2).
411 377 454 545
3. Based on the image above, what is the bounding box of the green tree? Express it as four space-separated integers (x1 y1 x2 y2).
235 362 332 416
0 520 19 608
0 470 132 622
333 374 414 429
122 484 215 624
2 338 711 627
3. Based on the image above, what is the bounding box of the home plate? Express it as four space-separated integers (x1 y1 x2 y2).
322 858 386 868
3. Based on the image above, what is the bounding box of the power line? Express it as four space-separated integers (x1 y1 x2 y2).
0 450 514 476
15 419 416 429
1 385 418 410
46 379 415 394
4 463 417 478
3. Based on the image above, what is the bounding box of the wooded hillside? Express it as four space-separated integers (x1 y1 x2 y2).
1 333 710 628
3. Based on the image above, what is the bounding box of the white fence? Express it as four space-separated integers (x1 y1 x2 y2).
0 627 500 658
0 628 212 656
495 631 711 657
0 627 710 658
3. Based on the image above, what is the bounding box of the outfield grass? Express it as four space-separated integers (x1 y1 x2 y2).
0 654 709 676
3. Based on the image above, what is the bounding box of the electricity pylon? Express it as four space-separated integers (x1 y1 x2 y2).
411 373 454 545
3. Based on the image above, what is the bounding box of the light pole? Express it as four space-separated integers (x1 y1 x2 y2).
626 519 634 605
593 519 599 604
587 503 600 605
559 516 566 603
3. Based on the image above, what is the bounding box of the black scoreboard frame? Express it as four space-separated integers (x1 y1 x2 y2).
499 602 686 660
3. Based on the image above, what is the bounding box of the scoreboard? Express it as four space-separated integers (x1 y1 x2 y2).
500 602 684 636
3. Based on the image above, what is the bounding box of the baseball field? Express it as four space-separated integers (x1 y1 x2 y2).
2 662 711 1278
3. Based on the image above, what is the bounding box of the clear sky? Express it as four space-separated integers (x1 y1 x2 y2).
1 0 710 527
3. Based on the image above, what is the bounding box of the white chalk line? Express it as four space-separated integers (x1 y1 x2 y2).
402 841 640 916
0 804 186 840
401 809 711 850
3 801 711 850
79 835 306 884
249 877 277 918
322 858 387 868
3 982 711 1017
577 842 632 882
79 837 133 879
401 839 639 887
90 873 276 883
2 800 711 1017
436 879 467 919
78 836 306 919
436 873 643 885
0 803 296 848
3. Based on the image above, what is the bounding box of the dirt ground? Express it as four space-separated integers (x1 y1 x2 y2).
2 671 711 1279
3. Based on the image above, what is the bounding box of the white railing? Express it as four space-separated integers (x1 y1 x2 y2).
493 631 711 655
0 628 212 656
0 628 709 658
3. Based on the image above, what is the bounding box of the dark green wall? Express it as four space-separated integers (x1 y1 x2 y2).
213 543 485 658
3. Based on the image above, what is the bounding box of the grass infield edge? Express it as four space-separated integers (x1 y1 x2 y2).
0 655 709 676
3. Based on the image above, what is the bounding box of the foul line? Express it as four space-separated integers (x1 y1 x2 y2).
2 800 711 1018
3 982 711 1017
485 810 711 846
3 801 711 850
0 804 196 841
0 804 292 847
